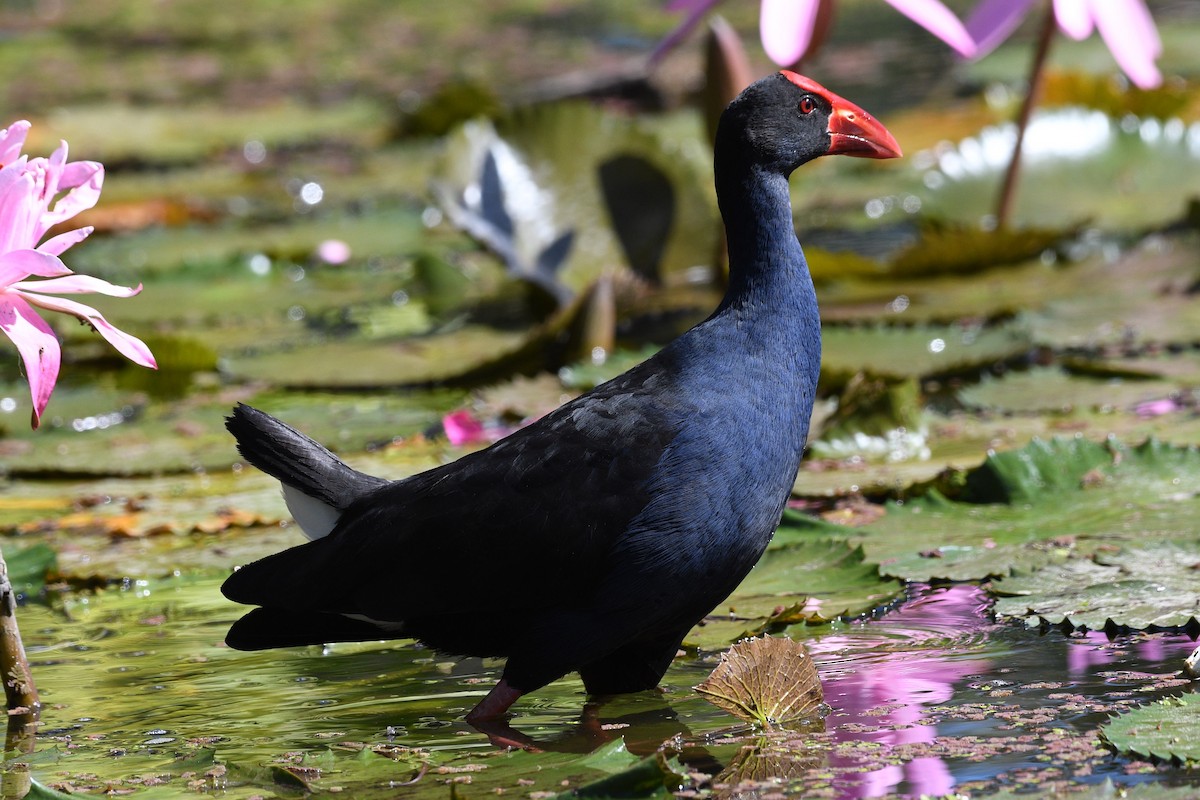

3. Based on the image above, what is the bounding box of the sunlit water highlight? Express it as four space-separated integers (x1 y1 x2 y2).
13 579 1198 797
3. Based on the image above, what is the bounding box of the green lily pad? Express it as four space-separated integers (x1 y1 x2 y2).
567 747 687 799
32 99 387 166
959 367 1181 415
5 543 57 597
686 538 900 650
888 222 1072 279
1102 695 1200 764
835 437 1200 583
821 321 1032 383
992 541 1200 630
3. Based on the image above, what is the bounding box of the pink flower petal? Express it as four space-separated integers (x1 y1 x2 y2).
443 409 486 446
0 171 41 254
0 292 61 428
0 121 29 168
13 275 142 298
41 161 104 233
1091 0 1162 88
37 226 94 257
965 0 1040 59
0 249 72 287
1053 0 1093 40
885 0 977 57
760 0 821 66
19 292 156 369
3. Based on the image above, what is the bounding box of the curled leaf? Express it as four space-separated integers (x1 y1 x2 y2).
695 636 824 728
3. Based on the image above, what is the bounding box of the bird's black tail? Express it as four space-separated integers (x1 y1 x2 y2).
226 403 387 539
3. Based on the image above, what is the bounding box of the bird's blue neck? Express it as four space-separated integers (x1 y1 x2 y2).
714 163 816 326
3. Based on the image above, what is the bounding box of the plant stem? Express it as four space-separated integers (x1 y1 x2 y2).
0 551 38 713
995 2 1057 229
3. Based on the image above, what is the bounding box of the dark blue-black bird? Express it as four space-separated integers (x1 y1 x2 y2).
221 72 901 722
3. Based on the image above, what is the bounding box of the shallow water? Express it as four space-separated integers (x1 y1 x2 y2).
12 578 1198 798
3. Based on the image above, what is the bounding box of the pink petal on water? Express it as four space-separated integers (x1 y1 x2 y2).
19 291 157 369
37 226 94 257
885 0 977 57
0 249 72 287
1134 398 1177 418
965 0 1039 59
0 292 61 428
316 239 352 265
443 409 487 446
760 0 822 66
1091 0 1162 88
1053 0 1093 40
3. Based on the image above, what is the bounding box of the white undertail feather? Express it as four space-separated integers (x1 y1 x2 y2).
282 483 341 540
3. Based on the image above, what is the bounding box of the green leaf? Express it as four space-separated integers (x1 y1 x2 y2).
959 367 1178 415
564 749 687 799
5 543 57 597
686 539 901 650
1102 695 1200 764
821 322 1032 383
848 437 1200 584
888 222 1073 279
992 541 1200 630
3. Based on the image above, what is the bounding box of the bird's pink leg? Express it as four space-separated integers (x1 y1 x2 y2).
465 679 536 750
465 678 524 723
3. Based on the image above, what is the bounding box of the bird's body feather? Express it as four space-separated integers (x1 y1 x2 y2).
222 71 899 715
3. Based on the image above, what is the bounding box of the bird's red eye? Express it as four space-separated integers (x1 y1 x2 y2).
799 96 816 114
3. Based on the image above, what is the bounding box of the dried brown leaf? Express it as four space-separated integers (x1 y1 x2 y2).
695 636 824 728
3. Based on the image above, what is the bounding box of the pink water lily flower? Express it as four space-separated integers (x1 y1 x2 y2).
656 0 976 66
0 120 156 429
966 0 1162 88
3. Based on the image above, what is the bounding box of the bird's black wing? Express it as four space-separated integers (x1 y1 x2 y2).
223 356 690 635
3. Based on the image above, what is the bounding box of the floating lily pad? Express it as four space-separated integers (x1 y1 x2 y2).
821 321 1032 382
687 539 900 650
959 367 1182 415
888 222 1072 279
832 437 1200 583
32 99 387 166
992 541 1200 631
1102 695 1200 764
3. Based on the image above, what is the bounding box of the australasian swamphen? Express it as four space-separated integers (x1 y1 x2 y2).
221 71 901 722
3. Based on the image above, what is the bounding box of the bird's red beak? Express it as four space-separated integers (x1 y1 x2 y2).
781 72 902 160
827 95 902 159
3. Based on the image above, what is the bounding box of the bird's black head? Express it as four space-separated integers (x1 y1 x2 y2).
716 71 901 176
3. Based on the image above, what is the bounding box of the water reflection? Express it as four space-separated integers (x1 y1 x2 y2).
689 585 1197 799
814 585 993 798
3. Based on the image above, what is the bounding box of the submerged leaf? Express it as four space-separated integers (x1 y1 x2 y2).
695 636 824 728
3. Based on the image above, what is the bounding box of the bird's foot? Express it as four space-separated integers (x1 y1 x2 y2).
467 717 541 751
465 679 537 750
465 678 524 723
